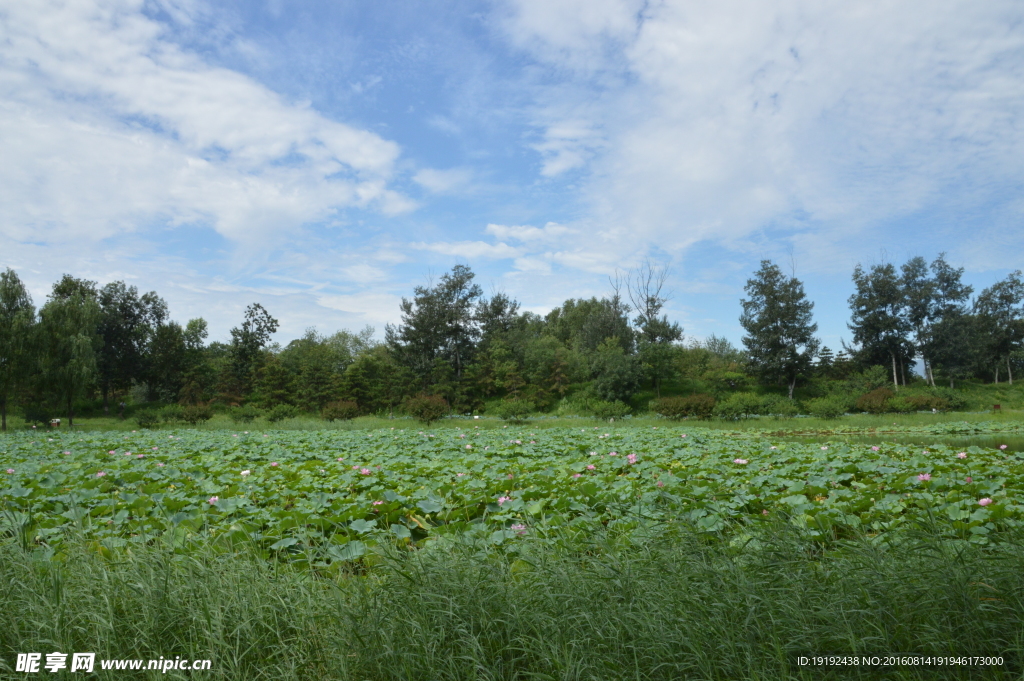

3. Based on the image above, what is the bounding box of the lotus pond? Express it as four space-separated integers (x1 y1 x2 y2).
3 425 1023 561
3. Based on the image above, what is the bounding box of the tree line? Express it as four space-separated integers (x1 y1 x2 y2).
0 255 1021 428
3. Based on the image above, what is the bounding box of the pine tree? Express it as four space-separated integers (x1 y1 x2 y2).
740 260 819 399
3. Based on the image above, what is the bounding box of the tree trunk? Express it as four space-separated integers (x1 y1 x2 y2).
891 354 899 391
925 359 935 387
950 378 954 389
788 377 796 400
995 365 1000 384
900 358 906 386
1009 357 1014 385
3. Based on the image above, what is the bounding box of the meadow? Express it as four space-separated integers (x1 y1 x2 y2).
3 423 1024 679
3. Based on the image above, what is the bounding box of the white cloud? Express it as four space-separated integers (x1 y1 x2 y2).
410 241 522 260
500 0 1024 270
485 222 574 242
0 0 408 244
412 167 474 194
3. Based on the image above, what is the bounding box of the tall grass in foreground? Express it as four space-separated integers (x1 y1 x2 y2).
2 524 1023 680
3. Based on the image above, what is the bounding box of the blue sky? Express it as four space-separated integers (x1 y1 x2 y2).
2 0 1023 351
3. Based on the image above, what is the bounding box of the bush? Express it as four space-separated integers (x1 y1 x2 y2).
762 395 799 419
904 394 950 412
713 393 765 420
495 398 533 423
229 405 260 424
886 396 915 414
591 400 630 420
134 410 161 429
404 395 449 425
652 394 716 420
180 405 213 426
931 387 967 411
805 396 846 419
265 404 299 423
322 400 359 422
856 387 895 414
159 404 184 424
21 406 51 428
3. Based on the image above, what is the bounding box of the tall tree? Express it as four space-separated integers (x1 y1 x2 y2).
627 259 683 396
386 265 483 384
38 280 101 426
899 256 934 385
975 271 1024 384
740 260 819 399
847 263 913 389
0 269 36 430
228 303 279 397
97 281 167 411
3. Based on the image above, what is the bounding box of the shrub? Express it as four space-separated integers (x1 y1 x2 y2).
805 396 845 419
160 404 184 424
21 406 51 428
856 387 895 414
713 393 765 420
265 404 299 423
652 394 716 420
591 400 630 420
134 410 160 429
886 396 915 414
322 400 359 422
180 405 213 426
404 395 449 425
763 395 799 419
904 394 950 412
931 387 967 410
495 398 534 423
229 405 260 424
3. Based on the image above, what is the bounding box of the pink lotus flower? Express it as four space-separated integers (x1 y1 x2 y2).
63 451 71 455
681 434 686 438
507 473 514 479
510 523 527 536
5 468 14 474
337 457 344 461
978 498 993 506
733 458 748 465
270 462 279 467
999 444 1008 450
957 452 967 459
456 473 465 477
627 453 638 464
965 476 972 483
372 500 384 506
573 473 582 478
466 445 472 449
156 462 165 467
152 447 158 451
820 446 828 451
360 468 372 475
459 433 465 438
136 454 144 459
497 496 510 506
609 451 618 456
871 446 880 452
232 434 238 437
108 450 115 455
918 473 931 482
208 496 218 505
586 465 596 470
96 471 106 477
770 446 778 450
656 481 665 488
762 509 769 515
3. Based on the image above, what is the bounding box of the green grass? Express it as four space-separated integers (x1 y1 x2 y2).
2 522 1022 680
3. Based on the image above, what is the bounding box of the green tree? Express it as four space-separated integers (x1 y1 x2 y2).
627 260 683 396
588 338 642 403
740 260 819 399
38 280 102 426
228 303 279 397
386 265 483 385
96 281 167 410
847 263 913 389
975 271 1024 384
0 269 36 431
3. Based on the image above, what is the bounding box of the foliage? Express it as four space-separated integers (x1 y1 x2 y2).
180 405 213 426
265 404 299 423
805 396 846 419
322 400 359 422
590 399 630 420
133 410 161 429
495 398 533 423
652 394 716 420
37 280 102 426
740 260 819 398
713 392 766 420
404 394 449 424
228 405 260 424
0 269 35 431
856 387 896 414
